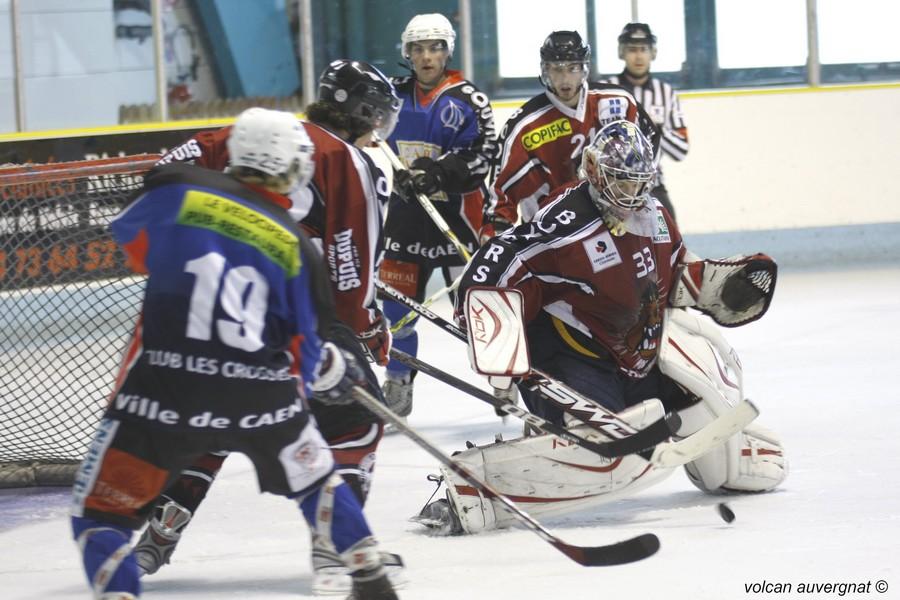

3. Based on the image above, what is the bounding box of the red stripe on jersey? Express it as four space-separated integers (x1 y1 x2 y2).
121 227 149 274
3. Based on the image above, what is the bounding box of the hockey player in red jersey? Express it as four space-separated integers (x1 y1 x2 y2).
134 62 406 595
71 108 398 600
487 30 657 228
417 120 786 535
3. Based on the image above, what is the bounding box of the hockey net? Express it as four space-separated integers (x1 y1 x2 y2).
0 155 159 487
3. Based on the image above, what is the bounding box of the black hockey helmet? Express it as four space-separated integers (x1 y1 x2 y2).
540 31 591 64
317 59 401 139
618 23 657 59
618 22 657 46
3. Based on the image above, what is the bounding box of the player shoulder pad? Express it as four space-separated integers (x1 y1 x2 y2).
529 181 596 235
142 163 232 192
588 81 629 93
499 93 552 137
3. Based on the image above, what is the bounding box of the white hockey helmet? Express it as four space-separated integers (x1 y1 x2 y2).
227 108 315 192
581 120 656 210
401 13 456 59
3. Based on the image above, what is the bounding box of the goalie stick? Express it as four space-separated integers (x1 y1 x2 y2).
389 348 677 459
350 384 660 567
375 279 677 441
390 348 758 468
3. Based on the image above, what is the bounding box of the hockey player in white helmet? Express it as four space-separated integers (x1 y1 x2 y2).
134 65 406 596
379 13 497 423
416 120 786 535
71 108 399 599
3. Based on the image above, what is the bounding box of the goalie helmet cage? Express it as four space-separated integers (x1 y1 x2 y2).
0 154 159 488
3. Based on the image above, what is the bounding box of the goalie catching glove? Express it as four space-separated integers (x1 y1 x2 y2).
669 252 777 327
311 342 368 405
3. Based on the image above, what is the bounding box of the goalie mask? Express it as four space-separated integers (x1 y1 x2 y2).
227 108 315 193
582 120 655 210
318 59 401 140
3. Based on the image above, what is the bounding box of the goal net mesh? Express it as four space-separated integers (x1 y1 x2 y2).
0 155 159 487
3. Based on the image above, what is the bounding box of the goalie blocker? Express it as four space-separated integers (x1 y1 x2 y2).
432 307 788 535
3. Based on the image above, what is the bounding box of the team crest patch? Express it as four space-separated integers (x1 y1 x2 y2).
653 211 671 244
583 231 622 272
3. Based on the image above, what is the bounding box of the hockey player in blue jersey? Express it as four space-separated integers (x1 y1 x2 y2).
69 108 398 600
379 13 497 419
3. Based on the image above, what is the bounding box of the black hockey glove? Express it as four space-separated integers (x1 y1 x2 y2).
310 342 367 405
394 157 446 201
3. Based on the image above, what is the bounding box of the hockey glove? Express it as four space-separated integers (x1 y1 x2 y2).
394 157 446 201
311 342 367 405
358 310 392 366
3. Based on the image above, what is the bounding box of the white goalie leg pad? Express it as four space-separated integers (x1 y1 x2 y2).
659 309 787 493
442 399 674 534
685 422 787 493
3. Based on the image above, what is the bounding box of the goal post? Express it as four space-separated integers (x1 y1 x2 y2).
0 154 159 487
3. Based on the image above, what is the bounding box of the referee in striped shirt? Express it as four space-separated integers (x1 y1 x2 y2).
606 23 688 220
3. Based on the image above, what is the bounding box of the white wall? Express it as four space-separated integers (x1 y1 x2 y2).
492 84 900 235
0 0 157 132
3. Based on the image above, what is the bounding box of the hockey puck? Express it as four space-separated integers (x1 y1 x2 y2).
717 502 736 523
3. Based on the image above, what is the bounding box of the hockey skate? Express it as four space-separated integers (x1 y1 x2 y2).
133 500 192 576
312 535 406 596
411 496 464 536
382 373 413 434
99 594 138 600
347 569 398 600
410 474 464 536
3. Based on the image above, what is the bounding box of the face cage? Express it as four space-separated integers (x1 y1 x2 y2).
597 166 654 210
540 61 588 93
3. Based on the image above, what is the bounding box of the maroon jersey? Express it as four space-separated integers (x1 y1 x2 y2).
459 180 685 378
157 123 387 337
488 83 647 225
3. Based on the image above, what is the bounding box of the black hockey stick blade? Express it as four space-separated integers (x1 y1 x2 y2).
557 533 660 567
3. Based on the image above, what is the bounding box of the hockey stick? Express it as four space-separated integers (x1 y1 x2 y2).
375 279 677 441
390 347 757 468
373 134 472 334
351 385 660 566
389 348 677 459
388 275 460 334
649 398 759 468
376 279 756 464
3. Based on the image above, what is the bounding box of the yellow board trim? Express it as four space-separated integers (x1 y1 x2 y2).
2 82 898 142
551 316 601 359
177 190 300 277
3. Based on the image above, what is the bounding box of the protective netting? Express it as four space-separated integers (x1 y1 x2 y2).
0 155 159 487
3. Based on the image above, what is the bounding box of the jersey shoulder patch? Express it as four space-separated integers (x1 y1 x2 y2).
652 206 671 244
581 230 623 272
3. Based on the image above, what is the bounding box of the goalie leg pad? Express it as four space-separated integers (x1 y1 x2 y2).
685 422 787 493
441 399 674 534
659 309 787 493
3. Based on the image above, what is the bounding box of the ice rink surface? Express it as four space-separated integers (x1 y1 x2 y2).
2 265 898 599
